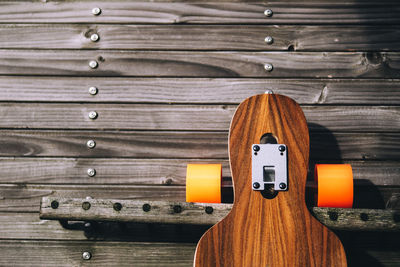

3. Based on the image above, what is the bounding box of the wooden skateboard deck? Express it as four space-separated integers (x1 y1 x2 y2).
193 94 347 266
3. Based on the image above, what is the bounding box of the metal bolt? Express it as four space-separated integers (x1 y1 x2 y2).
278 145 286 152
82 201 91 210
253 145 260 152
253 182 260 189
90 33 99 42
86 140 96 149
92 7 101 16
264 9 273 17
142 203 151 212
51 200 59 209
88 86 98 95
113 202 122 211
173 205 182 213
88 111 98 120
264 63 273 72
205 206 213 214
279 183 286 189
89 60 98 69
264 36 274 45
82 251 92 260
87 168 96 177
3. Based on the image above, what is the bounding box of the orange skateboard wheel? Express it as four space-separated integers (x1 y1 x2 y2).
315 164 353 208
186 164 222 203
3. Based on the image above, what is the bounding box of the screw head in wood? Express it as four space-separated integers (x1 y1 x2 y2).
86 140 96 149
90 33 99 42
88 86 98 95
89 60 98 69
82 201 91 210
88 111 98 120
264 36 274 44
87 168 96 177
264 9 273 17
51 200 59 209
113 202 122 211
264 63 273 72
82 251 92 260
92 7 101 15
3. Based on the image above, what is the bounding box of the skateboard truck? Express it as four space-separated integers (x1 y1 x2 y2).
252 144 288 191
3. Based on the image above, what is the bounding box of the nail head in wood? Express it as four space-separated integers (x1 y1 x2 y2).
264 36 274 44
88 86 98 95
264 63 273 72
92 7 101 16
90 33 99 42
264 9 273 17
82 251 92 260
88 111 98 120
86 140 96 149
87 168 96 177
89 60 98 69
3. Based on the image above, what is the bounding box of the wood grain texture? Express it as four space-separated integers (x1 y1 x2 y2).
0 240 195 267
0 104 398 131
195 94 346 266
0 1 399 24
39 197 400 231
0 131 398 160
1 25 400 51
0 50 398 78
0 77 399 104
0 158 398 186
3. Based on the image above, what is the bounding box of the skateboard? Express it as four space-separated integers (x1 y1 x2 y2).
186 94 353 266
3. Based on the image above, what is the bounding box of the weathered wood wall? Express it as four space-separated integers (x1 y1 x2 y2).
0 0 399 266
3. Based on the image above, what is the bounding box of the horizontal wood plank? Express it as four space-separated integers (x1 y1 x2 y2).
0 240 195 267
1 25 399 51
0 2 399 24
0 184 397 212
0 50 398 78
39 198 400 231
0 158 397 186
0 104 398 131
0 77 399 105
0 131 398 160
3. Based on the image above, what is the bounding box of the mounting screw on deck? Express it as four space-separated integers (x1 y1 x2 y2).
264 9 273 17
87 168 96 177
264 63 273 72
82 251 92 260
113 202 122 211
92 7 101 15
264 36 274 45
88 111 98 120
279 183 286 189
89 60 98 69
86 140 96 149
90 33 99 42
205 206 214 214
253 182 260 189
88 86 98 95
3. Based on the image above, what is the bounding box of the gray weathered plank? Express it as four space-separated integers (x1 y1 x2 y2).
0 2 399 24
0 158 397 186
39 197 400 231
1 25 400 51
0 240 195 267
0 184 397 212
0 50 398 78
0 104 398 131
0 131 398 160
0 77 399 104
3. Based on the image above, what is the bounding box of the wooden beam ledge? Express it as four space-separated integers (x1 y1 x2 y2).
40 197 400 232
